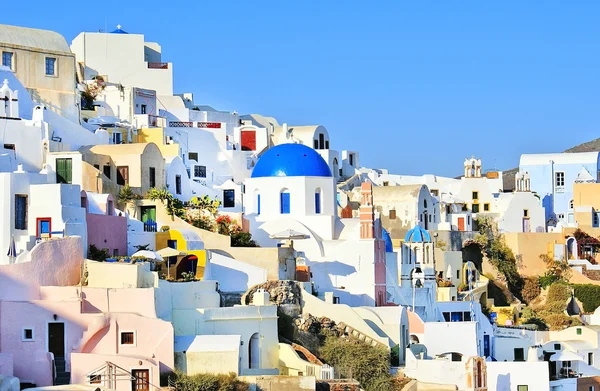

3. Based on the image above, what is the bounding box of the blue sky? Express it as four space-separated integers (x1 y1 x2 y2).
4 1 600 176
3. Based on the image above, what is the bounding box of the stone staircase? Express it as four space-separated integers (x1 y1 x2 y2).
54 357 70 386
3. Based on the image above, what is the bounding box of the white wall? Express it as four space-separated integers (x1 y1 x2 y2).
166 156 192 201
203 252 267 292
71 32 173 95
487 361 550 391
422 322 479 358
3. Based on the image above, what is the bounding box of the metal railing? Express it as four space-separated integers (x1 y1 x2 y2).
144 219 157 232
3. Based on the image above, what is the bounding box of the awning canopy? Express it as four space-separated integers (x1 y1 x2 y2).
550 351 585 362
269 229 309 240
157 247 186 257
131 250 163 261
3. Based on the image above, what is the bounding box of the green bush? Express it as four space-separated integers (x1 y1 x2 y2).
165 371 248 391
231 231 259 247
544 313 582 331
320 335 392 391
573 284 600 313
546 283 570 304
539 274 560 288
88 244 108 262
277 309 296 342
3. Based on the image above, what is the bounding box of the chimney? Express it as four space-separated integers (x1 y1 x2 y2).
252 288 271 306
360 182 375 239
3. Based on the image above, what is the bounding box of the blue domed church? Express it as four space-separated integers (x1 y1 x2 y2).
244 143 399 308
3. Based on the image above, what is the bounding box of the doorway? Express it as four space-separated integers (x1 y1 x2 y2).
249 333 260 369
131 369 149 391
48 322 65 358
522 218 531 233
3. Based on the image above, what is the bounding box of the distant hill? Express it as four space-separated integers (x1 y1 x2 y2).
502 137 600 192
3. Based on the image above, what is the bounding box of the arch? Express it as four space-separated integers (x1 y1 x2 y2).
462 261 478 287
315 187 322 214
461 241 483 272
176 255 198 279
566 236 577 260
249 332 260 369
332 158 339 177
280 188 290 214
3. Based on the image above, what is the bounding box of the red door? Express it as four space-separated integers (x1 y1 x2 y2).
241 131 256 151
458 217 465 231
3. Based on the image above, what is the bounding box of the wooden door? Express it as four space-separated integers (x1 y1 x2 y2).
131 369 149 391
523 218 531 233
241 131 256 151
458 217 465 231
48 322 65 358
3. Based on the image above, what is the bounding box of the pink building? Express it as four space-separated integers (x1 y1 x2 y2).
81 192 127 257
0 238 174 390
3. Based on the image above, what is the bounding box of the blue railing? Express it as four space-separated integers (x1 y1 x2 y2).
144 219 157 232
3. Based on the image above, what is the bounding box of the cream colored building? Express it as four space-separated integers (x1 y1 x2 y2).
0 24 79 122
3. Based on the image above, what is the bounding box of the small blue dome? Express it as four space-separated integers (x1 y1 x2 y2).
111 25 128 34
405 225 431 243
251 143 332 178
382 229 393 252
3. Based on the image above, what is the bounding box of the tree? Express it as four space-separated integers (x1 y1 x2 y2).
146 187 185 219
540 253 572 283
118 184 139 205
189 195 221 216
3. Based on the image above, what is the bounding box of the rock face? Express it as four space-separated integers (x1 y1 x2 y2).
242 280 303 306
294 313 340 335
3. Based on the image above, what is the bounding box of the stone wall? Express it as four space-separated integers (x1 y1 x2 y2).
316 380 360 391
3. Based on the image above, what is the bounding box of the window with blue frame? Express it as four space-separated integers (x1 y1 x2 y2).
45 57 56 76
315 190 321 214
257 194 261 215
2 52 13 69
280 191 290 214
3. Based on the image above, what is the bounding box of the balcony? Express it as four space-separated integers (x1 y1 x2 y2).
147 62 169 69
134 114 167 128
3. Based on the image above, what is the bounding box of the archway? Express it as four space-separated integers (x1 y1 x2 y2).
462 241 483 272
249 333 260 369
566 236 577 260
333 158 339 177
176 254 198 279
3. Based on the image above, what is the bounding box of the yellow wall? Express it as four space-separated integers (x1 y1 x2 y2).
137 127 180 158
573 183 600 229
156 229 208 278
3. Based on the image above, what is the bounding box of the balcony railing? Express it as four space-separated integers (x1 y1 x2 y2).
144 219 157 233
147 62 169 69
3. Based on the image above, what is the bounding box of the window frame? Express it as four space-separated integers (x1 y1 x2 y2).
188 152 199 162
223 189 235 208
472 191 479 200
588 352 594 366
55 157 73 184
472 203 480 213
2 51 14 70
280 191 291 214
194 165 206 178
555 172 565 187
149 167 156 188
517 386 528 391
175 175 182 195
45 57 57 77
483 203 490 211
119 331 136 346
22 327 34 342
389 209 396 219
15 194 27 230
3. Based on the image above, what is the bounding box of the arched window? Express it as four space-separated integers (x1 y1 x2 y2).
280 189 290 214
249 333 260 369
254 189 261 215
424 199 428 208
315 188 322 214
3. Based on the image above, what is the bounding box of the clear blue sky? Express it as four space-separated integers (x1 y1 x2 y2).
4 1 600 176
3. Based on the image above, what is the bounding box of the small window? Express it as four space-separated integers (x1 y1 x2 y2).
188 152 198 161
443 312 450 322
325 140 330 149
315 192 321 214
280 191 290 214
554 343 561 350
523 209 529 217
15 194 27 230
589 386 595 391
349 154 354 166
175 175 182 195
594 213 599 227
555 172 565 187
472 191 479 200
194 165 206 178
3 144 15 151
223 189 235 208
256 194 261 215
383 181 389 186
89 375 101 384
313 139 318 149
431 189 439 196
2 52 14 70
45 57 56 76
462 204 468 212
472 203 480 213
141 104 147 114
94 164 100 170
467 216 471 224
514 348 525 362
456 270 460 279
517 386 528 391
120 331 135 345
149 167 156 188
22 328 34 341
577 328 582 335
429 214 432 222
56 158 73 184
483 203 490 211
389 210 396 219
588 352 594 366
103 165 111 179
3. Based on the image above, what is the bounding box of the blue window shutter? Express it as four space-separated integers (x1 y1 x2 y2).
257 194 261 215
315 192 321 214
280 192 290 214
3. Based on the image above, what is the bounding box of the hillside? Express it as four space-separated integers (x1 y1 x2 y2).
502 137 600 192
